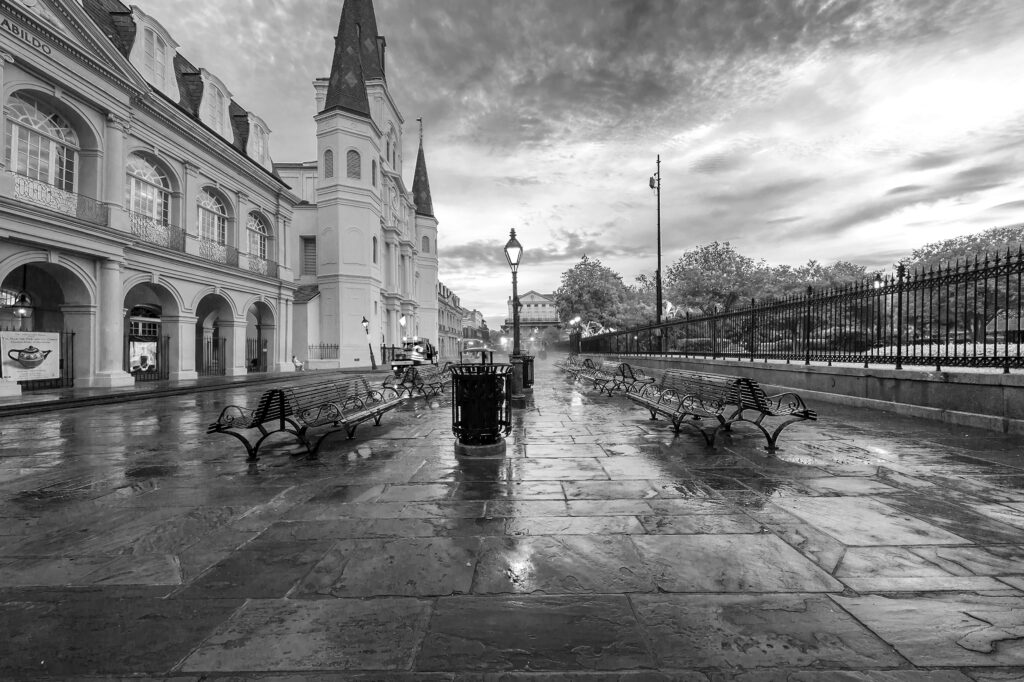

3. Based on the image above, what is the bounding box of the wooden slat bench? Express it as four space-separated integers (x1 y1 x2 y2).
382 366 417 398
207 376 406 461
406 363 453 397
627 368 816 452
615 362 657 395
575 359 621 395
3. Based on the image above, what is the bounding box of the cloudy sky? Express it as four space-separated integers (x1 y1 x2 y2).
147 0 1024 327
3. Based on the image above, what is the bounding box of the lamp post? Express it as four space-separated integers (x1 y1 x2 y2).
649 155 662 326
361 316 377 370
504 228 524 404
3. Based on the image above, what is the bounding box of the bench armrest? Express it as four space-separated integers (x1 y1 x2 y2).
213 404 256 428
763 391 812 415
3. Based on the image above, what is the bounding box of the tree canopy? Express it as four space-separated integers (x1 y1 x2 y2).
904 225 1024 271
552 255 652 329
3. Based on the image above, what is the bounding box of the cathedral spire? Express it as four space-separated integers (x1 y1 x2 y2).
413 118 434 218
323 0 385 116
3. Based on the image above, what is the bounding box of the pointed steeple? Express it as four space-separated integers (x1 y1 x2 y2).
323 0 386 116
412 118 434 217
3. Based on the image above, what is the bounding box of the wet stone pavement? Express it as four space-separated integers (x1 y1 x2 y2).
1 356 1023 680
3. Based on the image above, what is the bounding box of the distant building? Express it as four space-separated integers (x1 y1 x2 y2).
437 282 463 361
462 308 489 341
502 291 562 336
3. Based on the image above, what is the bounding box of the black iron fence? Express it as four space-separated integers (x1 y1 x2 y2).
308 344 339 360
579 248 1024 373
197 337 227 376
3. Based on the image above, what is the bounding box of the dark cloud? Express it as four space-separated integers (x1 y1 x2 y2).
886 185 925 195
906 151 960 171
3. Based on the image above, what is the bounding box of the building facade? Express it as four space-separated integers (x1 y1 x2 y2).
0 0 298 396
0 0 443 395
275 0 439 369
437 281 462 361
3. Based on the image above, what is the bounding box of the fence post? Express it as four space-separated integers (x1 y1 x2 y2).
749 298 756 362
804 286 812 366
896 263 905 370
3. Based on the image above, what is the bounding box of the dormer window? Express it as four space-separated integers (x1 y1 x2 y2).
206 84 226 136
143 28 167 90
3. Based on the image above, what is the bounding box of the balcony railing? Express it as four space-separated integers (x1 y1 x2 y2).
248 256 280 278
129 211 186 251
193 236 239 267
9 172 108 225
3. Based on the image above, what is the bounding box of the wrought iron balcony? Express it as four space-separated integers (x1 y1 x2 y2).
248 256 280 278
8 172 108 226
129 211 185 251
193 236 239 266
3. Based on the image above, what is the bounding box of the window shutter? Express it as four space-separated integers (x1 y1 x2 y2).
346 150 361 179
302 238 317 275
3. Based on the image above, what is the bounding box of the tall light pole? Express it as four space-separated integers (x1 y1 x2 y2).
361 316 377 370
649 155 662 326
504 228 524 404
504 229 523 356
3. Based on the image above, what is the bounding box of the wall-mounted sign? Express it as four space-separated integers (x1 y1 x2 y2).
1 17 54 55
1 331 60 380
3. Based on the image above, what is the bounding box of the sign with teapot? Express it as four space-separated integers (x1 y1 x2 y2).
1 331 59 380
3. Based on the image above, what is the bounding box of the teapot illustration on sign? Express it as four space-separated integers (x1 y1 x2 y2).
7 345 52 369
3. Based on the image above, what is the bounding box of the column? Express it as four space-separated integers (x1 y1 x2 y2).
0 51 12 173
91 260 134 387
162 314 198 381
60 303 97 385
104 114 129 231
218 319 248 376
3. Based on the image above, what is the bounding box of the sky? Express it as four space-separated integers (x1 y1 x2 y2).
144 0 1024 328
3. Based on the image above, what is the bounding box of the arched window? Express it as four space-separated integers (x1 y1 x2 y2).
247 212 270 260
197 188 228 244
4 92 79 191
323 149 334 178
143 28 167 90
372 236 378 263
371 159 377 186
125 154 170 224
422 236 430 253
346 149 361 179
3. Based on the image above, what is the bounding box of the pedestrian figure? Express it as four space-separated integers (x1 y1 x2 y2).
292 355 304 371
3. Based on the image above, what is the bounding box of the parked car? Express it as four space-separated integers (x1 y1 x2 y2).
391 336 438 373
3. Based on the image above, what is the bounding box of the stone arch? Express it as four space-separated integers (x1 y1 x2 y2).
123 280 185 378
122 273 185 315
193 290 240 376
244 297 278 373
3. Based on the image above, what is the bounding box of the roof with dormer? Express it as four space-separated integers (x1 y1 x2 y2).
324 0 385 117
412 140 434 217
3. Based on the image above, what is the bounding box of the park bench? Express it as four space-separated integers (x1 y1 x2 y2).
560 356 597 381
207 376 405 461
554 354 583 374
627 368 816 452
574 359 621 395
406 362 453 397
614 362 657 395
382 366 417 398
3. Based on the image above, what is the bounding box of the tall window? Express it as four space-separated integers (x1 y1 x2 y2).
4 92 79 191
301 237 317 275
422 236 430 253
125 154 169 223
197 188 228 244
205 84 226 136
247 212 269 260
346 149 361 179
372 236 378 263
371 159 377 186
250 125 267 165
323 149 334 178
143 28 167 90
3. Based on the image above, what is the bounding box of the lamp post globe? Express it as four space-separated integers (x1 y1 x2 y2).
504 228 523 357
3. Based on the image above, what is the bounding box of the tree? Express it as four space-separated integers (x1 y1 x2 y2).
553 255 649 329
904 225 1024 271
662 241 770 314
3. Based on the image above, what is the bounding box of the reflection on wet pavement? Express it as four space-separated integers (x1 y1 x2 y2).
0 354 1023 677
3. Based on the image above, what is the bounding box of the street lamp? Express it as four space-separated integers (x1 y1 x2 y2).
399 314 407 337
649 155 662 326
361 316 377 370
504 228 523 356
504 228 525 403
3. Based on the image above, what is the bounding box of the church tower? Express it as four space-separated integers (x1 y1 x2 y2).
309 0 416 366
413 119 440 351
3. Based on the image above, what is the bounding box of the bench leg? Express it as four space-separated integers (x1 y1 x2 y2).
212 430 260 462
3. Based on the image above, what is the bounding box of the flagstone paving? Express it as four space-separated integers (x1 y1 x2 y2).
1 355 1023 679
